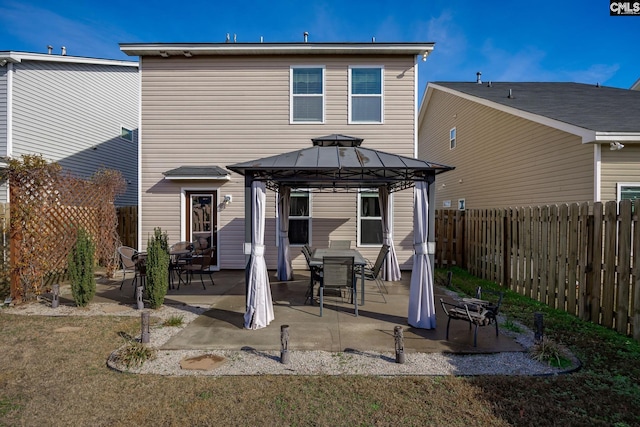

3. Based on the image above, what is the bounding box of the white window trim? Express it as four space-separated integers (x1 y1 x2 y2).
290 66 325 124
450 127 456 150
616 182 640 202
357 189 383 247
276 190 313 247
348 65 384 125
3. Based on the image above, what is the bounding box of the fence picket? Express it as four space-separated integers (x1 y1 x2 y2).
617 200 632 334
602 201 618 327
633 200 640 340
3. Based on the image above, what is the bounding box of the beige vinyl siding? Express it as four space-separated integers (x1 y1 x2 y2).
601 144 640 201
140 55 417 269
419 89 593 209
11 60 139 205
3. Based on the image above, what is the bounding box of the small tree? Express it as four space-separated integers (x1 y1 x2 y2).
146 228 170 309
67 228 96 307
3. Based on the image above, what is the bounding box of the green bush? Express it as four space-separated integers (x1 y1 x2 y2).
67 228 96 307
146 227 170 309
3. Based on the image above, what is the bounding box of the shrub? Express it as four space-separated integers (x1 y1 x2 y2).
67 228 96 307
146 227 170 309
113 341 157 368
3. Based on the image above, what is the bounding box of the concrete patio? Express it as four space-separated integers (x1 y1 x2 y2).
91 269 523 354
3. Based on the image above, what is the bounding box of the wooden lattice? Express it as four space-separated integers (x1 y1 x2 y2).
7 155 124 302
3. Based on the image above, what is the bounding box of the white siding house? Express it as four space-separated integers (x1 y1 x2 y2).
0 51 139 206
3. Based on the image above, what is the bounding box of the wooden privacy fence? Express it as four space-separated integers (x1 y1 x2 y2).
116 206 138 249
436 200 640 340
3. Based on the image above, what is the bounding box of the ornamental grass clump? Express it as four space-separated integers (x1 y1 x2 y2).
146 227 170 309
114 341 157 368
67 228 96 307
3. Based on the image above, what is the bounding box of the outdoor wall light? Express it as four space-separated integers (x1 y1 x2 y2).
223 195 232 205
610 141 624 151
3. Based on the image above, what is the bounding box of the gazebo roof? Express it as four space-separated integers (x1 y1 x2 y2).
227 135 454 192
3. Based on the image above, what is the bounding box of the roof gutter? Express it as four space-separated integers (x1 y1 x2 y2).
119 42 435 58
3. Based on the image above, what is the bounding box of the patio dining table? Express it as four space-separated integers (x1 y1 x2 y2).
309 248 367 307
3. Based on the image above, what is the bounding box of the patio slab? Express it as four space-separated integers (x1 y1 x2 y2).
93 269 523 355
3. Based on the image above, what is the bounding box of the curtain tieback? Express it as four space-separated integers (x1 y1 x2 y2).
414 243 428 255
252 244 265 257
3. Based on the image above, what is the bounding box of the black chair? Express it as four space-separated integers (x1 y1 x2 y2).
181 247 215 289
169 241 193 289
440 286 504 347
320 256 357 317
356 244 390 302
302 246 323 304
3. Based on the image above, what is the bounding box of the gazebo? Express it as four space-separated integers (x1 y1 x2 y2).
227 135 454 330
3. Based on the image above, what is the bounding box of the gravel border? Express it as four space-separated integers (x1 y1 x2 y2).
2 301 577 377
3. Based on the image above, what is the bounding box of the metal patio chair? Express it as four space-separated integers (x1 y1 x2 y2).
320 256 357 317
117 246 138 290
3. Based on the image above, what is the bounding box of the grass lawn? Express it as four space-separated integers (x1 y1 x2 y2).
1 267 639 426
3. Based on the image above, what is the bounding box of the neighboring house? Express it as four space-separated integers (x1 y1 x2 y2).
0 50 139 206
632 77 640 91
120 41 435 270
418 81 640 209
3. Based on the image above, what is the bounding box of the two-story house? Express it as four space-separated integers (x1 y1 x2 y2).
120 41 440 272
419 80 640 209
0 50 139 206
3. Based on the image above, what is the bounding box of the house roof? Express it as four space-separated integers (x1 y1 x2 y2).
162 166 231 180
226 135 453 193
425 82 640 143
0 51 137 67
119 42 434 59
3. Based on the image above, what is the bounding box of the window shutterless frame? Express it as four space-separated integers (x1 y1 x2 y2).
450 127 456 150
348 66 384 124
120 126 134 142
290 66 325 124
283 190 312 246
617 183 640 202
357 189 383 246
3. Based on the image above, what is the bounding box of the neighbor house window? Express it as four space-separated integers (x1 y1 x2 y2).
450 127 456 150
289 191 311 245
358 190 383 245
121 126 134 142
349 67 383 123
291 67 324 123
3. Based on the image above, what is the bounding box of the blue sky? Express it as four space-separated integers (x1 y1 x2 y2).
1 0 639 100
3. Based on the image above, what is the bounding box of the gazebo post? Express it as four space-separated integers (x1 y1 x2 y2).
427 174 436 269
244 172 254 299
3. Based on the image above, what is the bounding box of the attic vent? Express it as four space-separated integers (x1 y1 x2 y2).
476 71 482 84
304 32 309 43
508 89 514 99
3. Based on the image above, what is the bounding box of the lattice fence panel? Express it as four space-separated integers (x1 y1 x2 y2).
8 156 124 302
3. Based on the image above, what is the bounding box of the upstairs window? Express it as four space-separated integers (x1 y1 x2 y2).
291 67 324 123
450 127 456 150
349 67 383 123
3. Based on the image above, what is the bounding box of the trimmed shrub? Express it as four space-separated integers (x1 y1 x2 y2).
146 227 170 309
67 228 96 307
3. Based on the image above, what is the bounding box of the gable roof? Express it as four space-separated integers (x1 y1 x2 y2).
423 82 640 143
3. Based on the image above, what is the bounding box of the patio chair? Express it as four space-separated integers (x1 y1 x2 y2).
355 244 389 303
439 287 503 347
117 246 138 290
329 240 351 249
169 241 193 289
302 246 323 304
319 256 357 317
181 247 215 289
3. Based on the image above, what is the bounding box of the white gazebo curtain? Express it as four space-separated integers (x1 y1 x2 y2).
277 186 294 281
378 186 401 281
407 180 436 329
244 181 274 330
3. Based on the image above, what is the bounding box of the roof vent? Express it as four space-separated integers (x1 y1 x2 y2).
304 32 309 43
226 33 230 43
487 81 492 87
61 46 66 56
372 36 376 43
508 89 514 98
476 71 482 84
47 45 53 54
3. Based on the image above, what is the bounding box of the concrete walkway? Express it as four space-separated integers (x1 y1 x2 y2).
94 269 523 354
